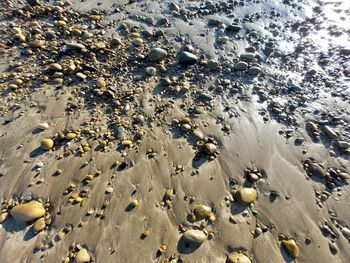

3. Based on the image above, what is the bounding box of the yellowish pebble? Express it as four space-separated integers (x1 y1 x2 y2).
75 248 90 263
33 217 46 232
66 132 77 140
235 187 257 205
282 239 300 258
41 138 54 150
10 201 45 222
228 252 251 263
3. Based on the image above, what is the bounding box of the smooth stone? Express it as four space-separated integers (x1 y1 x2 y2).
146 67 156 76
148 48 167 62
194 204 212 218
207 60 220 70
0 212 9 223
282 239 299 258
226 24 242 32
178 51 198 65
203 143 217 155
33 217 46 232
41 139 54 150
235 187 257 205
50 63 62 71
234 61 248 70
183 229 207 244
307 163 325 178
10 201 45 222
181 123 192 132
228 252 251 263
66 133 77 140
192 129 204 140
37 122 49 130
248 66 261 75
341 227 350 239
217 36 229 44
323 126 337 140
66 42 86 51
75 248 90 263
338 141 350 149
27 0 40 5
240 52 255 61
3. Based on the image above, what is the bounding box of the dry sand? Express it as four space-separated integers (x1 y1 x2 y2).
0 0 349 262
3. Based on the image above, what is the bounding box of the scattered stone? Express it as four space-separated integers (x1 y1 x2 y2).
33 217 46 232
178 51 198 65
0 212 9 223
146 67 156 76
194 204 212 218
282 239 299 258
248 66 261 75
75 248 90 263
37 122 49 130
235 187 257 205
323 126 337 140
148 48 167 62
183 229 207 244
234 61 248 71
66 42 86 51
228 252 251 263
203 143 217 155
66 132 77 140
10 201 46 222
41 138 54 150
240 52 255 61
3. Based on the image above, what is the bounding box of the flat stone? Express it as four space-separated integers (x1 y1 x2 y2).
178 51 198 65
10 201 45 222
66 42 86 51
183 229 207 244
234 61 248 70
148 48 167 62
240 52 255 61
248 66 261 75
323 126 337 140
226 24 242 32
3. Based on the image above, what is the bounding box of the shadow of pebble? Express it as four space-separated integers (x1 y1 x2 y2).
230 202 248 215
29 147 45 158
2 216 27 233
23 226 36 241
177 236 202 254
280 244 294 262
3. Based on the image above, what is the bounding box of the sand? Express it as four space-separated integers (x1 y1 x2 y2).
0 0 349 262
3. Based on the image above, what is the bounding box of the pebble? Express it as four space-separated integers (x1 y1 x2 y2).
228 252 251 263
10 201 45 222
29 40 45 48
0 212 9 223
203 143 217 155
240 52 255 61
66 42 86 51
50 63 62 71
226 24 242 32
33 217 46 232
66 133 77 140
235 187 257 205
75 248 90 263
41 138 54 150
181 123 192 132
178 51 198 65
323 126 337 140
192 129 204 140
207 60 220 70
106 186 114 194
37 122 49 130
183 229 207 244
234 61 248 70
341 227 350 239
248 66 262 75
282 239 299 258
194 204 212 218
217 36 229 44
146 67 156 76
148 48 167 62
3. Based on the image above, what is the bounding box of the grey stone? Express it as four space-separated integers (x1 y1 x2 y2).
248 66 262 75
234 61 248 70
148 48 167 62
240 52 255 61
178 51 198 65
66 42 86 51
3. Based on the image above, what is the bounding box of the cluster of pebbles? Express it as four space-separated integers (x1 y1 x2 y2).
0 0 349 262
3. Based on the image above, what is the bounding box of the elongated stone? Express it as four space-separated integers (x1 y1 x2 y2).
183 229 207 244
282 239 299 258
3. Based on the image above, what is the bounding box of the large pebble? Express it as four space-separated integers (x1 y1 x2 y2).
148 48 167 62
194 204 212 218
228 252 251 263
323 126 337 140
234 61 248 71
183 229 207 244
10 201 45 222
178 51 198 65
41 138 54 150
203 143 217 155
33 217 46 232
235 187 257 205
282 239 299 258
75 248 90 263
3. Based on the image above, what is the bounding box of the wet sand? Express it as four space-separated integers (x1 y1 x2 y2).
0 0 349 262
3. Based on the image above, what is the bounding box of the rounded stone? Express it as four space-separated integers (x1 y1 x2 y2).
10 201 45 222
178 51 198 65
203 143 217 155
228 252 251 263
33 217 46 232
194 204 212 218
41 139 54 150
183 229 207 244
148 48 167 62
75 248 90 263
235 187 257 205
